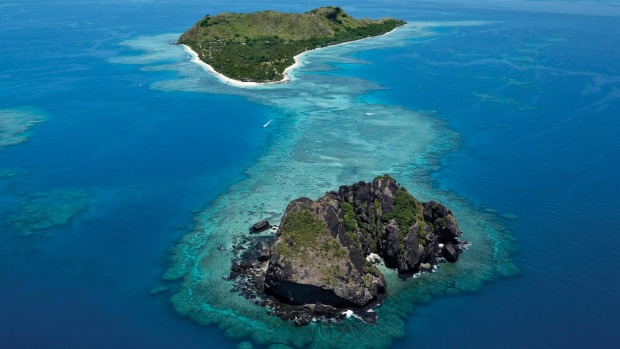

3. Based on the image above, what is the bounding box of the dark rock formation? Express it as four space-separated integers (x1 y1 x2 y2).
264 195 386 309
230 175 465 325
249 220 272 233
441 242 459 262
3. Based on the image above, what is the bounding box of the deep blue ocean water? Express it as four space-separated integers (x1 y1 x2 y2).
1 1 619 348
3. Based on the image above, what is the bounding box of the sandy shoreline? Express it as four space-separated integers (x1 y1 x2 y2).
182 24 404 88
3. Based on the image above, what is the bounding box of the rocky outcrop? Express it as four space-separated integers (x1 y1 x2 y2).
264 195 386 309
249 220 271 233
230 175 465 325
441 242 460 262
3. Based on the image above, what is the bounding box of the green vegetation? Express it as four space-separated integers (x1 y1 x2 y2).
374 174 394 182
363 260 381 277
320 265 342 286
278 208 348 262
322 239 346 258
278 207 351 288
278 209 326 257
384 187 426 246
340 202 358 233
179 6 405 82
339 201 363 248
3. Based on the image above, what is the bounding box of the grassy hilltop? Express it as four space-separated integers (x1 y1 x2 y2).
179 7 405 83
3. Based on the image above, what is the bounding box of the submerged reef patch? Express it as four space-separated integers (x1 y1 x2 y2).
0 107 45 150
113 22 518 348
7 189 90 236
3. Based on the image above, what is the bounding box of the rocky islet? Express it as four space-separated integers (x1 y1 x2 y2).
230 176 466 325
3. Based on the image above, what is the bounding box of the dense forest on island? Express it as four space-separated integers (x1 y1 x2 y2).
178 7 405 82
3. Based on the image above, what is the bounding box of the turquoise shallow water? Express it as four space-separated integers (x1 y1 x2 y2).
1 1 619 348
113 21 518 349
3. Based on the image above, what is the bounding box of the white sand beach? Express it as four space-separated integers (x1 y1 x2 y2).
182 24 403 88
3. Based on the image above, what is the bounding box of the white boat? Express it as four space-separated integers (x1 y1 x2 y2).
263 119 272 128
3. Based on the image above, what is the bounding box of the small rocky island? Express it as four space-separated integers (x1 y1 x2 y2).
230 176 466 326
178 7 405 83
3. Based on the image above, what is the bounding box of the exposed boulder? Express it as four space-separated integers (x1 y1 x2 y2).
441 242 460 262
423 201 461 242
383 221 400 268
255 241 271 262
249 220 272 233
397 224 423 273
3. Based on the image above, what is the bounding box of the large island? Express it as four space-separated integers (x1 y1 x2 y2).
178 7 405 83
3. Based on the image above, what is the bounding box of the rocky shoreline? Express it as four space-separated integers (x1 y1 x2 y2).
228 176 467 326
